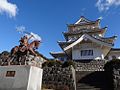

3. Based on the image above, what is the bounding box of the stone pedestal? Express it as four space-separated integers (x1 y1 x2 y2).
0 65 43 90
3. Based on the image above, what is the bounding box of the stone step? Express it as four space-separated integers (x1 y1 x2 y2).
77 84 100 90
76 87 101 90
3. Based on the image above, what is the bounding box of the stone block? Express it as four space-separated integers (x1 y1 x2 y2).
0 65 43 90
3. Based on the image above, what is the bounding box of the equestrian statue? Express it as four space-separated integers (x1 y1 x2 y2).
11 34 41 56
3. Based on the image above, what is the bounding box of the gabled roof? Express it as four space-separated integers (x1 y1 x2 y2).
59 34 116 51
64 34 114 51
67 16 100 27
57 41 73 50
57 41 74 44
50 52 66 58
75 16 99 24
100 36 117 44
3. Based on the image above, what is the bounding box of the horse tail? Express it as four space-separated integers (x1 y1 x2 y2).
10 48 14 55
10 46 18 56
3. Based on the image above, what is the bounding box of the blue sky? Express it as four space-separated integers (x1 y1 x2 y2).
0 0 120 58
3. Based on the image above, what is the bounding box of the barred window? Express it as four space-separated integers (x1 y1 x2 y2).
81 50 93 56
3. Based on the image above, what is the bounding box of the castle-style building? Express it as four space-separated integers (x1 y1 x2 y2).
50 16 120 61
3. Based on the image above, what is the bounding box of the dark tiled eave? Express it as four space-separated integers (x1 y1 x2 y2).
111 48 120 51
57 41 74 45
63 29 106 36
91 35 115 45
50 52 66 58
101 36 117 39
63 27 107 41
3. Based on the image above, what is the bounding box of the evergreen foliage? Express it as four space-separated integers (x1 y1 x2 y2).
42 60 75 68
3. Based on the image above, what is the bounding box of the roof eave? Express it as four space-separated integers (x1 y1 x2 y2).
64 34 113 51
50 52 66 58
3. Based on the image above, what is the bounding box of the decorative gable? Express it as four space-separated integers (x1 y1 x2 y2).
75 16 91 24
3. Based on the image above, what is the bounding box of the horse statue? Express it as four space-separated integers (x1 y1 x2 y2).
11 35 41 56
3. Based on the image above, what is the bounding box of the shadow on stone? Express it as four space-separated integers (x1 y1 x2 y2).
77 71 113 90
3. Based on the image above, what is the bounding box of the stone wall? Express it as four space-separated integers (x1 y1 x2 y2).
0 51 46 68
74 60 113 90
42 65 76 90
42 60 114 90
74 60 107 71
113 69 120 90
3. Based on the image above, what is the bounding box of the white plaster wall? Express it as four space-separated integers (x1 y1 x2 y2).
72 43 104 60
94 48 104 60
27 66 43 90
0 65 43 90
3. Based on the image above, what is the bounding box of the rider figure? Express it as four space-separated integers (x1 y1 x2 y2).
19 35 33 52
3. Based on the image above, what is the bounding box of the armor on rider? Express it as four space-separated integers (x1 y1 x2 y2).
19 35 33 52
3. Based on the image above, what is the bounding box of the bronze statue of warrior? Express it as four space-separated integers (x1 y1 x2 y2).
19 35 33 52
11 34 41 56
19 35 33 47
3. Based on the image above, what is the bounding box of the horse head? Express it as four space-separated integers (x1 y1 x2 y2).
26 40 41 56
34 40 41 49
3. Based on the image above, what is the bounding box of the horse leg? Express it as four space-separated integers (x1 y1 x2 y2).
29 48 37 56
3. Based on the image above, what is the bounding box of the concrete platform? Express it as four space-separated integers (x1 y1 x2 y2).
0 65 43 90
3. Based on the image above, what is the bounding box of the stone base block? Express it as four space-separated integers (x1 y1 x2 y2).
0 65 43 90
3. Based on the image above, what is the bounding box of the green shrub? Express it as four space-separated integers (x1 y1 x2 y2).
62 60 74 68
104 59 120 71
42 60 62 67
42 60 75 68
104 59 120 89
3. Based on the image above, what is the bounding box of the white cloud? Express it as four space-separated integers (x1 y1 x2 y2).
96 0 120 12
98 16 103 20
16 26 42 41
16 26 26 33
0 0 18 17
